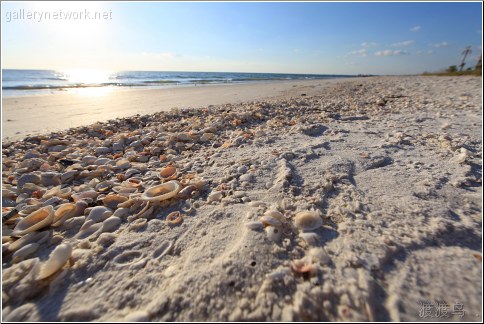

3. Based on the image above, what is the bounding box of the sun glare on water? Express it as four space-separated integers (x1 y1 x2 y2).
61 69 114 97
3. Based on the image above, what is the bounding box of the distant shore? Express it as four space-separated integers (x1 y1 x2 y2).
2 78 355 140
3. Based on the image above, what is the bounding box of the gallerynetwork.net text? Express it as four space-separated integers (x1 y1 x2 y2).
5 9 113 23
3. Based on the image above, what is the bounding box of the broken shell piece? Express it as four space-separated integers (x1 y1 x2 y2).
36 243 72 280
245 221 264 231
290 258 316 278
141 181 182 202
294 210 323 231
12 205 54 237
166 211 183 225
152 240 174 260
207 191 223 202
265 226 281 242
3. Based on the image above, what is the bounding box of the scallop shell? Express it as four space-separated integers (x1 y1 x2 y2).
36 243 72 280
11 205 54 237
159 165 177 181
294 210 322 231
141 180 182 202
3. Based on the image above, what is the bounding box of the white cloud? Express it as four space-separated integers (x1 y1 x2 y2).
429 42 449 48
427 50 434 55
348 48 368 57
375 49 410 57
391 40 415 47
361 42 378 48
410 26 421 32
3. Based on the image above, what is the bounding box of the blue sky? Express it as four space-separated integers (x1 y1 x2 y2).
1 1 482 74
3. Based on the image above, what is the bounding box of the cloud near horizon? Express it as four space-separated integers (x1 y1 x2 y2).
430 41 449 48
375 49 410 57
391 40 415 47
410 26 421 32
348 48 368 57
361 42 378 48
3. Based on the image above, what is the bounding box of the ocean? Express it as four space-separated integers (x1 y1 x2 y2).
1 69 354 96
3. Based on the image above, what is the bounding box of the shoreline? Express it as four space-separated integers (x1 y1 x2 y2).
2 78 357 141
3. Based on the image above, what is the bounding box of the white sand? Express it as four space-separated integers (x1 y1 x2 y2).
2 76 482 321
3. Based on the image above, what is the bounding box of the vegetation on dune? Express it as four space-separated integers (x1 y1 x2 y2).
422 46 482 77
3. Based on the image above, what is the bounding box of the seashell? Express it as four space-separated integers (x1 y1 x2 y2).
248 201 267 208
290 258 316 278
17 173 41 189
264 210 285 223
116 159 131 170
166 211 183 225
265 226 281 242
245 221 264 231
96 181 114 193
199 132 215 142
159 165 177 181
177 185 196 200
299 232 319 245
123 311 149 322
101 216 122 233
62 216 85 230
152 240 174 260
12 205 54 237
113 250 143 267
207 191 223 202
141 181 182 202
129 218 147 230
113 207 130 219
72 190 98 203
125 168 141 179
102 194 129 209
51 203 77 227
77 222 102 239
40 172 61 187
12 243 39 263
61 170 79 183
36 243 72 280
294 210 323 231
85 206 113 224
8 231 47 252
260 215 282 228
112 186 138 194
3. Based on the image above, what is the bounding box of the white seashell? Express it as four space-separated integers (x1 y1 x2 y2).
8 232 41 252
207 191 223 202
259 215 282 228
76 223 102 240
265 226 281 242
299 232 319 245
12 243 39 263
152 240 174 260
101 216 122 233
141 180 182 202
248 201 267 207
12 205 54 237
62 216 85 230
264 210 285 223
85 206 112 224
294 210 323 231
37 243 72 280
123 311 149 322
113 207 130 218
245 221 264 231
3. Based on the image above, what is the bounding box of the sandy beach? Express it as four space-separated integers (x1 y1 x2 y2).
2 80 345 141
1 76 482 321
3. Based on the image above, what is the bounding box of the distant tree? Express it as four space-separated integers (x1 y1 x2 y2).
475 54 482 71
459 46 472 71
447 65 457 73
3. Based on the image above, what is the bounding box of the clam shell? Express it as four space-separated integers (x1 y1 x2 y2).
12 243 39 263
51 203 77 227
85 206 113 224
141 181 182 202
36 243 72 280
8 231 48 253
102 194 129 209
12 205 54 237
294 211 322 231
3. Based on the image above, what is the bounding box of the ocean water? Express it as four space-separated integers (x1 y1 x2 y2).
2 69 353 96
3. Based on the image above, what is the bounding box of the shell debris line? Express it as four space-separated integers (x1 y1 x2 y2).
2 76 482 321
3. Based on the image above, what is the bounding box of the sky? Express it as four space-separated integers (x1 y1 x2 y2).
1 1 482 75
